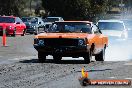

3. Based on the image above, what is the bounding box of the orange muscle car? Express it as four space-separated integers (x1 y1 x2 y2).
33 21 108 63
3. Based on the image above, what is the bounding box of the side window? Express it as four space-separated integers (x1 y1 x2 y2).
15 17 19 23
18 18 23 23
16 17 22 23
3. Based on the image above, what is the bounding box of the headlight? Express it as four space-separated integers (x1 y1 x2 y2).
31 26 36 28
78 39 84 45
7 26 12 29
38 40 44 46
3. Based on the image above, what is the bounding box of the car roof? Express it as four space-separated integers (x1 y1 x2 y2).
0 16 16 18
55 21 92 23
22 17 41 18
98 20 124 23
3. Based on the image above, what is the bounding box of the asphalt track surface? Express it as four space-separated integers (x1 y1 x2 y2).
0 35 132 88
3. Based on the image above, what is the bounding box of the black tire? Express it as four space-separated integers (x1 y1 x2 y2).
83 50 92 63
95 48 105 61
11 28 16 37
38 52 46 63
21 29 26 36
53 55 62 63
34 27 39 35
30 32 34 34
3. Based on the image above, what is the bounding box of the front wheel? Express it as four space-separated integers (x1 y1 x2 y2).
95 48 105 61
38 52 46 63
11 28 16 37
21 29 27 36
83 50 92 63
53 55 62 63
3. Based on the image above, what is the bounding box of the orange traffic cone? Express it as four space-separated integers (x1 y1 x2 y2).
79 67 91 86
2 24 8 47
81 67 88 78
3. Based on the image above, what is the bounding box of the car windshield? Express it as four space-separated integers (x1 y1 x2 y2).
49 22 92 33
44 18 59 22
22 17 38 24
30 18 38 24
0 17 15 23
98 22 124 30
21 17 32 22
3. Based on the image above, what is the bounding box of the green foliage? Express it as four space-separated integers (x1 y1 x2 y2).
0 0 27 16
42 0 108 20
42 0 91 20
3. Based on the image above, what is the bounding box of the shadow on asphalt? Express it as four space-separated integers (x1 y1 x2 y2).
19 59 93 64
76 69 112 73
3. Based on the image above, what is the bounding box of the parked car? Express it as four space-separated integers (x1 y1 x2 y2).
33 21 108 63
97 20 128 39
0 16 26 36
43 17 64 32
21 17 45 34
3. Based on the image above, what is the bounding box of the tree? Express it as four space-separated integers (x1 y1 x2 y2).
42 0 108 20
0 0 27 16
42 0 91 20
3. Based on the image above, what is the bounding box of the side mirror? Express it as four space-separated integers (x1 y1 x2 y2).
16 22 20 24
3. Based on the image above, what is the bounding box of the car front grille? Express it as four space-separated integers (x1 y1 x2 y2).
41 38 79 46
26 26 31 29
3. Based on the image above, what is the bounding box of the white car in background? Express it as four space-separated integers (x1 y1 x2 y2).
97 20 128 39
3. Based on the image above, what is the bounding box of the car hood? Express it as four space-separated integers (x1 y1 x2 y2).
101 30 123 37
30 23 38 26
25 22 38 26
44 22 53 25
35 33 90 39
24 22 31 26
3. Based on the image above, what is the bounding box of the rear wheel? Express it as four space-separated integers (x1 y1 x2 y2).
38 52 46 63
95 48 105 61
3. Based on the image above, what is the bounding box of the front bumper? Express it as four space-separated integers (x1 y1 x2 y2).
34 44 89 55
26 28 36 33
0 29 14 35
